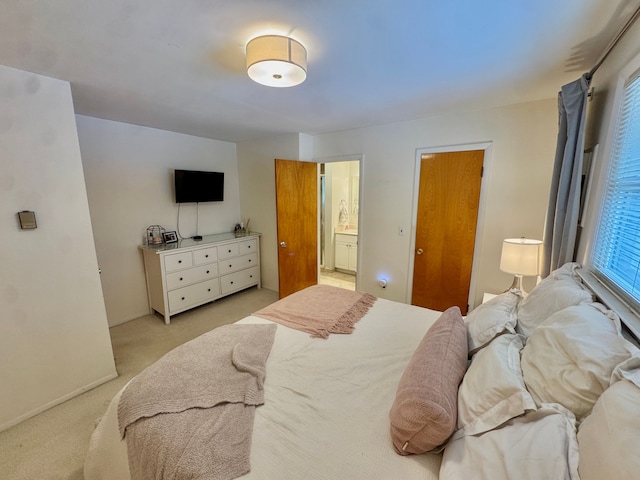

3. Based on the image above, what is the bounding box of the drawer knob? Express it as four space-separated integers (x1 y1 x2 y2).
250 275 253 278
228 249 231 253
180 277 183 281
206 270 210 274
205 254 209 258
248 245 251 249
181 296 185 301
230 281 234 285
178 260 182 263
229 264 232 268
208 288 211 292
248 259 252 263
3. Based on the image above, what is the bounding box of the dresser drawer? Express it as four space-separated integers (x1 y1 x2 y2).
218 253 258 275
238 238 258 255
218 242 239 260
164 251 193 272
220 266 259 295
165 263 219 291
168 279 220 313
193 246 218 265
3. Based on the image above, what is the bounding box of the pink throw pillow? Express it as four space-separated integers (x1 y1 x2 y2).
389 306 468 454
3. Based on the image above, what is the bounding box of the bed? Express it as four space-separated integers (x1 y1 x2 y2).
84 264 640 480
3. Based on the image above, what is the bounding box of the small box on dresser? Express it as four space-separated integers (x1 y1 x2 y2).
140 232 261 324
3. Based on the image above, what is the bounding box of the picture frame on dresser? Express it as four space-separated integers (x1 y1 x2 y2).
162 231 178 243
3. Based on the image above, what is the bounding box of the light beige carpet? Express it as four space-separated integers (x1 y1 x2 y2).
0 287 278 480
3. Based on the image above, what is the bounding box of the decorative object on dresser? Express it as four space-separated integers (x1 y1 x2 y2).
499 237 543 295
162 230 178 244
140 232 261 324
234 218 251 237
145 225 166 246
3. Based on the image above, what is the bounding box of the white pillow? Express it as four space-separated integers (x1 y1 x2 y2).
549 262 583 281
521 303 634 419
465 290 521 355
577 380 640 480
611 354 640 386
516 277 593 337
455 333 536 437
441 404 579 480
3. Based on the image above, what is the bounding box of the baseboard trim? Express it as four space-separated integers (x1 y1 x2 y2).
0 371 118 433
108 310 152 328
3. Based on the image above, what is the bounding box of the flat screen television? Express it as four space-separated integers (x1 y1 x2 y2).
174 169 224 203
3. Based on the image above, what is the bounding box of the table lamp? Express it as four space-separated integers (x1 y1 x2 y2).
500 238 543 295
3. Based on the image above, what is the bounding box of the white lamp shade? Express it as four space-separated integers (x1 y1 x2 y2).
500 238 543 276
246 35 307 87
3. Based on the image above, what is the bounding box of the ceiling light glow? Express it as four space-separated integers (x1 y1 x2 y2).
246 35 307 87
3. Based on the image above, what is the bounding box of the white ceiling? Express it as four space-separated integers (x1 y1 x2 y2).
0 0 636 142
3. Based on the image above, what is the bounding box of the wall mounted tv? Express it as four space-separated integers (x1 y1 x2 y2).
174 169 224 203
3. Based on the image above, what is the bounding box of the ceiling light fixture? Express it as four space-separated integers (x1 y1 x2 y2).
246 35 307 87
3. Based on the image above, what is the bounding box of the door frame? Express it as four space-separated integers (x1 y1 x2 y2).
407 142 492 309
314 154 364 288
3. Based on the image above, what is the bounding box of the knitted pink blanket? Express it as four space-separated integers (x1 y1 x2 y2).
118 323 277 480
253 284 377 338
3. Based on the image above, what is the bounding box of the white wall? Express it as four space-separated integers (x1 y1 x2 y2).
77 116 240 326
316 101 558 306
0 66 116 431
239 99 558 307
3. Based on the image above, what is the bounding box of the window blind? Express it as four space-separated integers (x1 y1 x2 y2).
592 68 640 308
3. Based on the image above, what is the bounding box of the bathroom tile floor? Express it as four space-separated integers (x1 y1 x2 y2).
319 268 356 290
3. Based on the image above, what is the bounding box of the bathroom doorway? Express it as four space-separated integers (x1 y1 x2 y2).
319 159 360 291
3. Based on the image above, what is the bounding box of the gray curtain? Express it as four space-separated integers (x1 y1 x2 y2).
542 73 592 277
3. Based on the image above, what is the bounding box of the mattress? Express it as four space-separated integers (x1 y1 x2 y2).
84 297 443 479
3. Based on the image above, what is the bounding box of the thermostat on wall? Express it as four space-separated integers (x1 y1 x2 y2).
18 210 37 229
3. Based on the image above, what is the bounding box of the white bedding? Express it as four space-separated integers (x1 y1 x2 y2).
84 298 443 480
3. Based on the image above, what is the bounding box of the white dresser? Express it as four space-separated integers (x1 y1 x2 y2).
140 232 261 324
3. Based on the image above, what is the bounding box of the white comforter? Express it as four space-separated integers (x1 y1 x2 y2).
84 298 443 480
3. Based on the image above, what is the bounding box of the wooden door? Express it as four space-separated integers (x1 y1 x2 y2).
275 159 318 298
411 150 484 314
